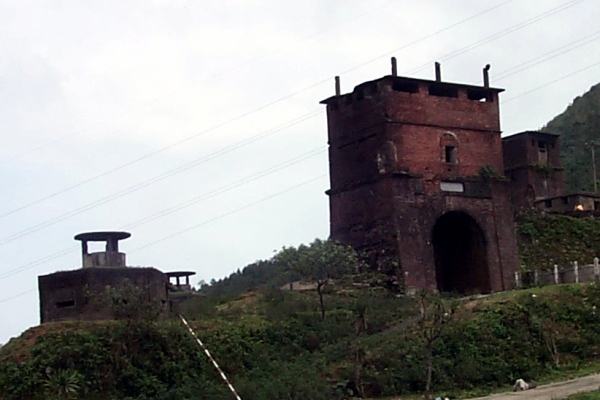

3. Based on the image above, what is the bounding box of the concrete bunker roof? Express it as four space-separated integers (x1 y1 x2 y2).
74 231 131 242
320 74 505 105
166 271 196 278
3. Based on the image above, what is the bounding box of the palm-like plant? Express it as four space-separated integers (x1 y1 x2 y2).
43 367 81 400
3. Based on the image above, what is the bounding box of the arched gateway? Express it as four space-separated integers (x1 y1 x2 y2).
432 211 491 295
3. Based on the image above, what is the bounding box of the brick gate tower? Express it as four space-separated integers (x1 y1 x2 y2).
320 59 519 295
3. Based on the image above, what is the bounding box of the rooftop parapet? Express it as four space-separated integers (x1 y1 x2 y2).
166 271 196 292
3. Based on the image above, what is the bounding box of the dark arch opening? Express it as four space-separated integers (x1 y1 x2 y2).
432 211 490 295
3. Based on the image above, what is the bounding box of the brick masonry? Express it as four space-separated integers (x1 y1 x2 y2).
502 131 564 209
321 73 519 295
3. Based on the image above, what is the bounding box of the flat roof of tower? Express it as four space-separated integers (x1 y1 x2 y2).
74 231 131 242
320 74 505 104
502 130 560 140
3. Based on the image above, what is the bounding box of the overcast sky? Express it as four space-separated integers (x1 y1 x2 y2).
1 0 599 343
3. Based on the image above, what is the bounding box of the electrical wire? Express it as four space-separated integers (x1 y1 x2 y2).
0 148 326 279
0 174 326 303
0 0 408 167
0 0 593 286
502 60 600 104
405 0 588 76
129 174 327 254
494 31 600 81
0 0 516 221
0 111 324 245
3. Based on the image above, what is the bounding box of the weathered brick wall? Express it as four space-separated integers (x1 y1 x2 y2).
323 74 519 295
503 132 565 208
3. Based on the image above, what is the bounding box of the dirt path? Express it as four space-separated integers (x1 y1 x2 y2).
469 374 600 400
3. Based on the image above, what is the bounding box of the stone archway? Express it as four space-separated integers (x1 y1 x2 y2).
432 211 491 295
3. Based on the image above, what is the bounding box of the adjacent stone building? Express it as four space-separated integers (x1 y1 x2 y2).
320 60 520 295
38 231 169 323
502 131 564 209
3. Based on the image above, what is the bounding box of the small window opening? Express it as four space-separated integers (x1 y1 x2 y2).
87 242 105 253
56 300 75 308
392 80 419 93
545 200 552 208
538 141 547 151
445 146 457 163
467 89 493 102
429 84 458 98
562 197 569 205
595 201 600 210
538 141 548 164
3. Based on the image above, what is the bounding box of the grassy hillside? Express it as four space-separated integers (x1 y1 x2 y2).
3 280 600 400
517 212 600 271
545 82 600 193
200 212 600 297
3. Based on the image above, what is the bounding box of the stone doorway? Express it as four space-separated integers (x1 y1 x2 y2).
432 211 491 294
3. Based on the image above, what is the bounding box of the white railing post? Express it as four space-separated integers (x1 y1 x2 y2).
574 261 579 283
554 265 559 284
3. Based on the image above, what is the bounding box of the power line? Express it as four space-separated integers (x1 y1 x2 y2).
0 289 36 304
494 30 600 81
119 149 326 231
0 174 327 303
129 174 327 253
337 0 516 77
405 0 588 76
2 51 594 282
0 148 325 279
0 0 407 167
0 0 515 221
0 111 323 245
0 246 77 280
502 60 600 104
0 0 589 282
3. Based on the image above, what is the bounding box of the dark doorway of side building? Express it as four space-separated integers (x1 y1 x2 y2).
432 211 491 295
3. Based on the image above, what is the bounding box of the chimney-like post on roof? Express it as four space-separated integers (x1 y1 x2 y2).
434 62 441 82
391 57 398 76
335 76 341 96
483 64 491 88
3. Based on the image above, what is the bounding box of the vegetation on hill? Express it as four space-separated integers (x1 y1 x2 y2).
5 193 600 399
517 212 600 271
201 212 600 298
545 82 600 193
4 247 600 400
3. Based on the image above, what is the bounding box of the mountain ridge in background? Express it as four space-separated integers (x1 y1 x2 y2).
545 82 600 193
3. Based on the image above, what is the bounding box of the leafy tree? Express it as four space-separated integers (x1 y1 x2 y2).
274 238 361 319
545 82 600 193
104 279 164 326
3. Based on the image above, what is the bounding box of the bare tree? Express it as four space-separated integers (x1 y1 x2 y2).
352 299 368 398
417 291 455 400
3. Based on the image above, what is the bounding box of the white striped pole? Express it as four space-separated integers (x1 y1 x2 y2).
178 314 243 400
